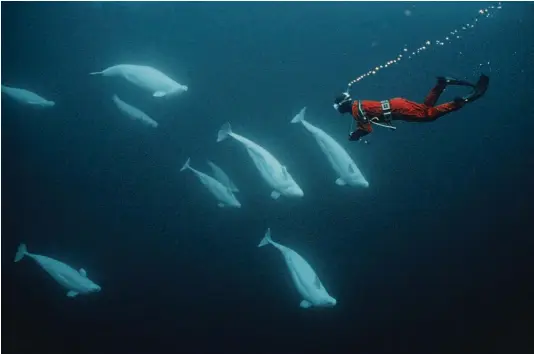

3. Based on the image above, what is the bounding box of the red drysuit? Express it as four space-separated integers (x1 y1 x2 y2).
349 81 464 141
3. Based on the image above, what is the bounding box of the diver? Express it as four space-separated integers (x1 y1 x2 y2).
333 74 490 141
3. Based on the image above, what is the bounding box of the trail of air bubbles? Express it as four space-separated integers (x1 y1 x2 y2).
346 2 502 93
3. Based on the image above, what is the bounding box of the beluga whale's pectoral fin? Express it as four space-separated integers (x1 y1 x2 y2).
67 291 79 298
335 178 346 186
153 91 167 97
271 191 281 200
300 300 312 308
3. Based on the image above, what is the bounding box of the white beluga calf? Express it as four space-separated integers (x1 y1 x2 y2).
1 84 55 107
207 160 239 193
291 107 369 188
112 94 158 128
14 244 101 298
90 64 188 98
216 122 303 200
180 158 241 208
258 228 336 309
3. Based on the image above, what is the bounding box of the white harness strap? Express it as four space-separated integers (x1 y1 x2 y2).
380 100 392 122
371 119 397 130
369 100 397 130
350 99 397 135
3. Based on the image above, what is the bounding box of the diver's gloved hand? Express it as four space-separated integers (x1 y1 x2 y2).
349 131 370 144
349 129 369 141
454 96 467 106
348 131 360 141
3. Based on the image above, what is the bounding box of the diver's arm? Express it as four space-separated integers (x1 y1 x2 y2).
349 122 373 141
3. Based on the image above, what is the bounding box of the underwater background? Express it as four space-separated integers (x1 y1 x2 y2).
2 2 533 353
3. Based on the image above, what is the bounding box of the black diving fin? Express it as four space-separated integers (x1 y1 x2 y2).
455 74 490 104
437 76 476 87
465 74 490 103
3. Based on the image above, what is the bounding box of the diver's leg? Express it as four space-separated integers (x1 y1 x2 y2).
423 80 447 107
392 99 463 122
425 101 464 120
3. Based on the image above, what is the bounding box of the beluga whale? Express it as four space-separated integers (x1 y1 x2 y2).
90 64 188 98
207 160 239 193
290 107 369 187
180 157 241 208
112 94 158 127
258 228 336 309
1 84 55 107
14 243 101 298
216 122 303 200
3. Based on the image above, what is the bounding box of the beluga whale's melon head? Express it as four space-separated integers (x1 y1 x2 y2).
88 283 101 293
169 83 188 95
318 295 337 307
283 183 304 198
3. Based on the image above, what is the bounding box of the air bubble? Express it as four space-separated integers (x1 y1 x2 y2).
345 3 501 91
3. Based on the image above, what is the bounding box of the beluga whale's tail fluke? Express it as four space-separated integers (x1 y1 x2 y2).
14 243 28 262
180 157 191 172
217 122 233 143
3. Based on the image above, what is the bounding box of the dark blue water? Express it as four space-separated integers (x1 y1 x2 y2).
2 2 533 353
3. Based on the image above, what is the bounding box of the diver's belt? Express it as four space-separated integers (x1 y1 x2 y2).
380 100 392 123
357 100 392 124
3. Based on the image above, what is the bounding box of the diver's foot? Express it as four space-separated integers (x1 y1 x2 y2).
454 96 467 106
437 76 447 86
